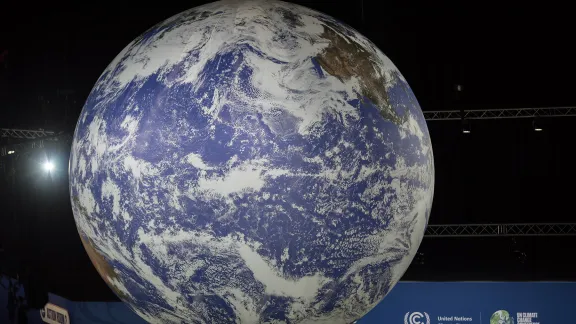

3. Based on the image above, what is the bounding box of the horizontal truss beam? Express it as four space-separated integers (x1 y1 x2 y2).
1 106 575 158
1 129 69 157
1 128 55 139
425 223 576 237
424 107 576 120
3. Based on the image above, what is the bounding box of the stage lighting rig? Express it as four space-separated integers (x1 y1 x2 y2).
461 119 471 134
533 118 543 132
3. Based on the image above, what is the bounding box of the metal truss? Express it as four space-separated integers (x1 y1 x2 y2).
0 128 69 157
424 107 576 121
425 223 576 237
1 128 55 139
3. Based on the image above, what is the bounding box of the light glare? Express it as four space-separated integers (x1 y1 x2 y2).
44 161 54 172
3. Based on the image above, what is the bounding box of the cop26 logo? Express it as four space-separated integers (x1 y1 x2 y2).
490 310 514 324
404 312 430 324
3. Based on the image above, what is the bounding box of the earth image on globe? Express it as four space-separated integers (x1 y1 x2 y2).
68 0 434 323
490 310 515 324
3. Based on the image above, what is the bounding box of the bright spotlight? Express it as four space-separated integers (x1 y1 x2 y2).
44 161 54 172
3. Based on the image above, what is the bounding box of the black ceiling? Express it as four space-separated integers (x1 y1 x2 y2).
1 1 575 301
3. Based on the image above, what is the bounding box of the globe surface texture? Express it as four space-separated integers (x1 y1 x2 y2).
490 311 514 324
69 1 434 323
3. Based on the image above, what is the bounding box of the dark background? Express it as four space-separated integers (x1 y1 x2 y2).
1 1 575 301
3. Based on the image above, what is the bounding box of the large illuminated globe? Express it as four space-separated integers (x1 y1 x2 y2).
69 1 434 323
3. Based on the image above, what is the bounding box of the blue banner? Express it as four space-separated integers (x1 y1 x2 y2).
2 277 575 323
359 282 575 324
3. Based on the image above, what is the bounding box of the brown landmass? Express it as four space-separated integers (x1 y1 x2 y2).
73 196 131 301
315 22 407 125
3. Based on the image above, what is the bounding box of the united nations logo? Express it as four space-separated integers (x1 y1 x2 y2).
404 312 430 324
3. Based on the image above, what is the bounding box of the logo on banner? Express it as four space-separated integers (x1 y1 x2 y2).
40 303 69 324
490 310 514 324
405 312 430 324
490 310 540 324
516 312 539 323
